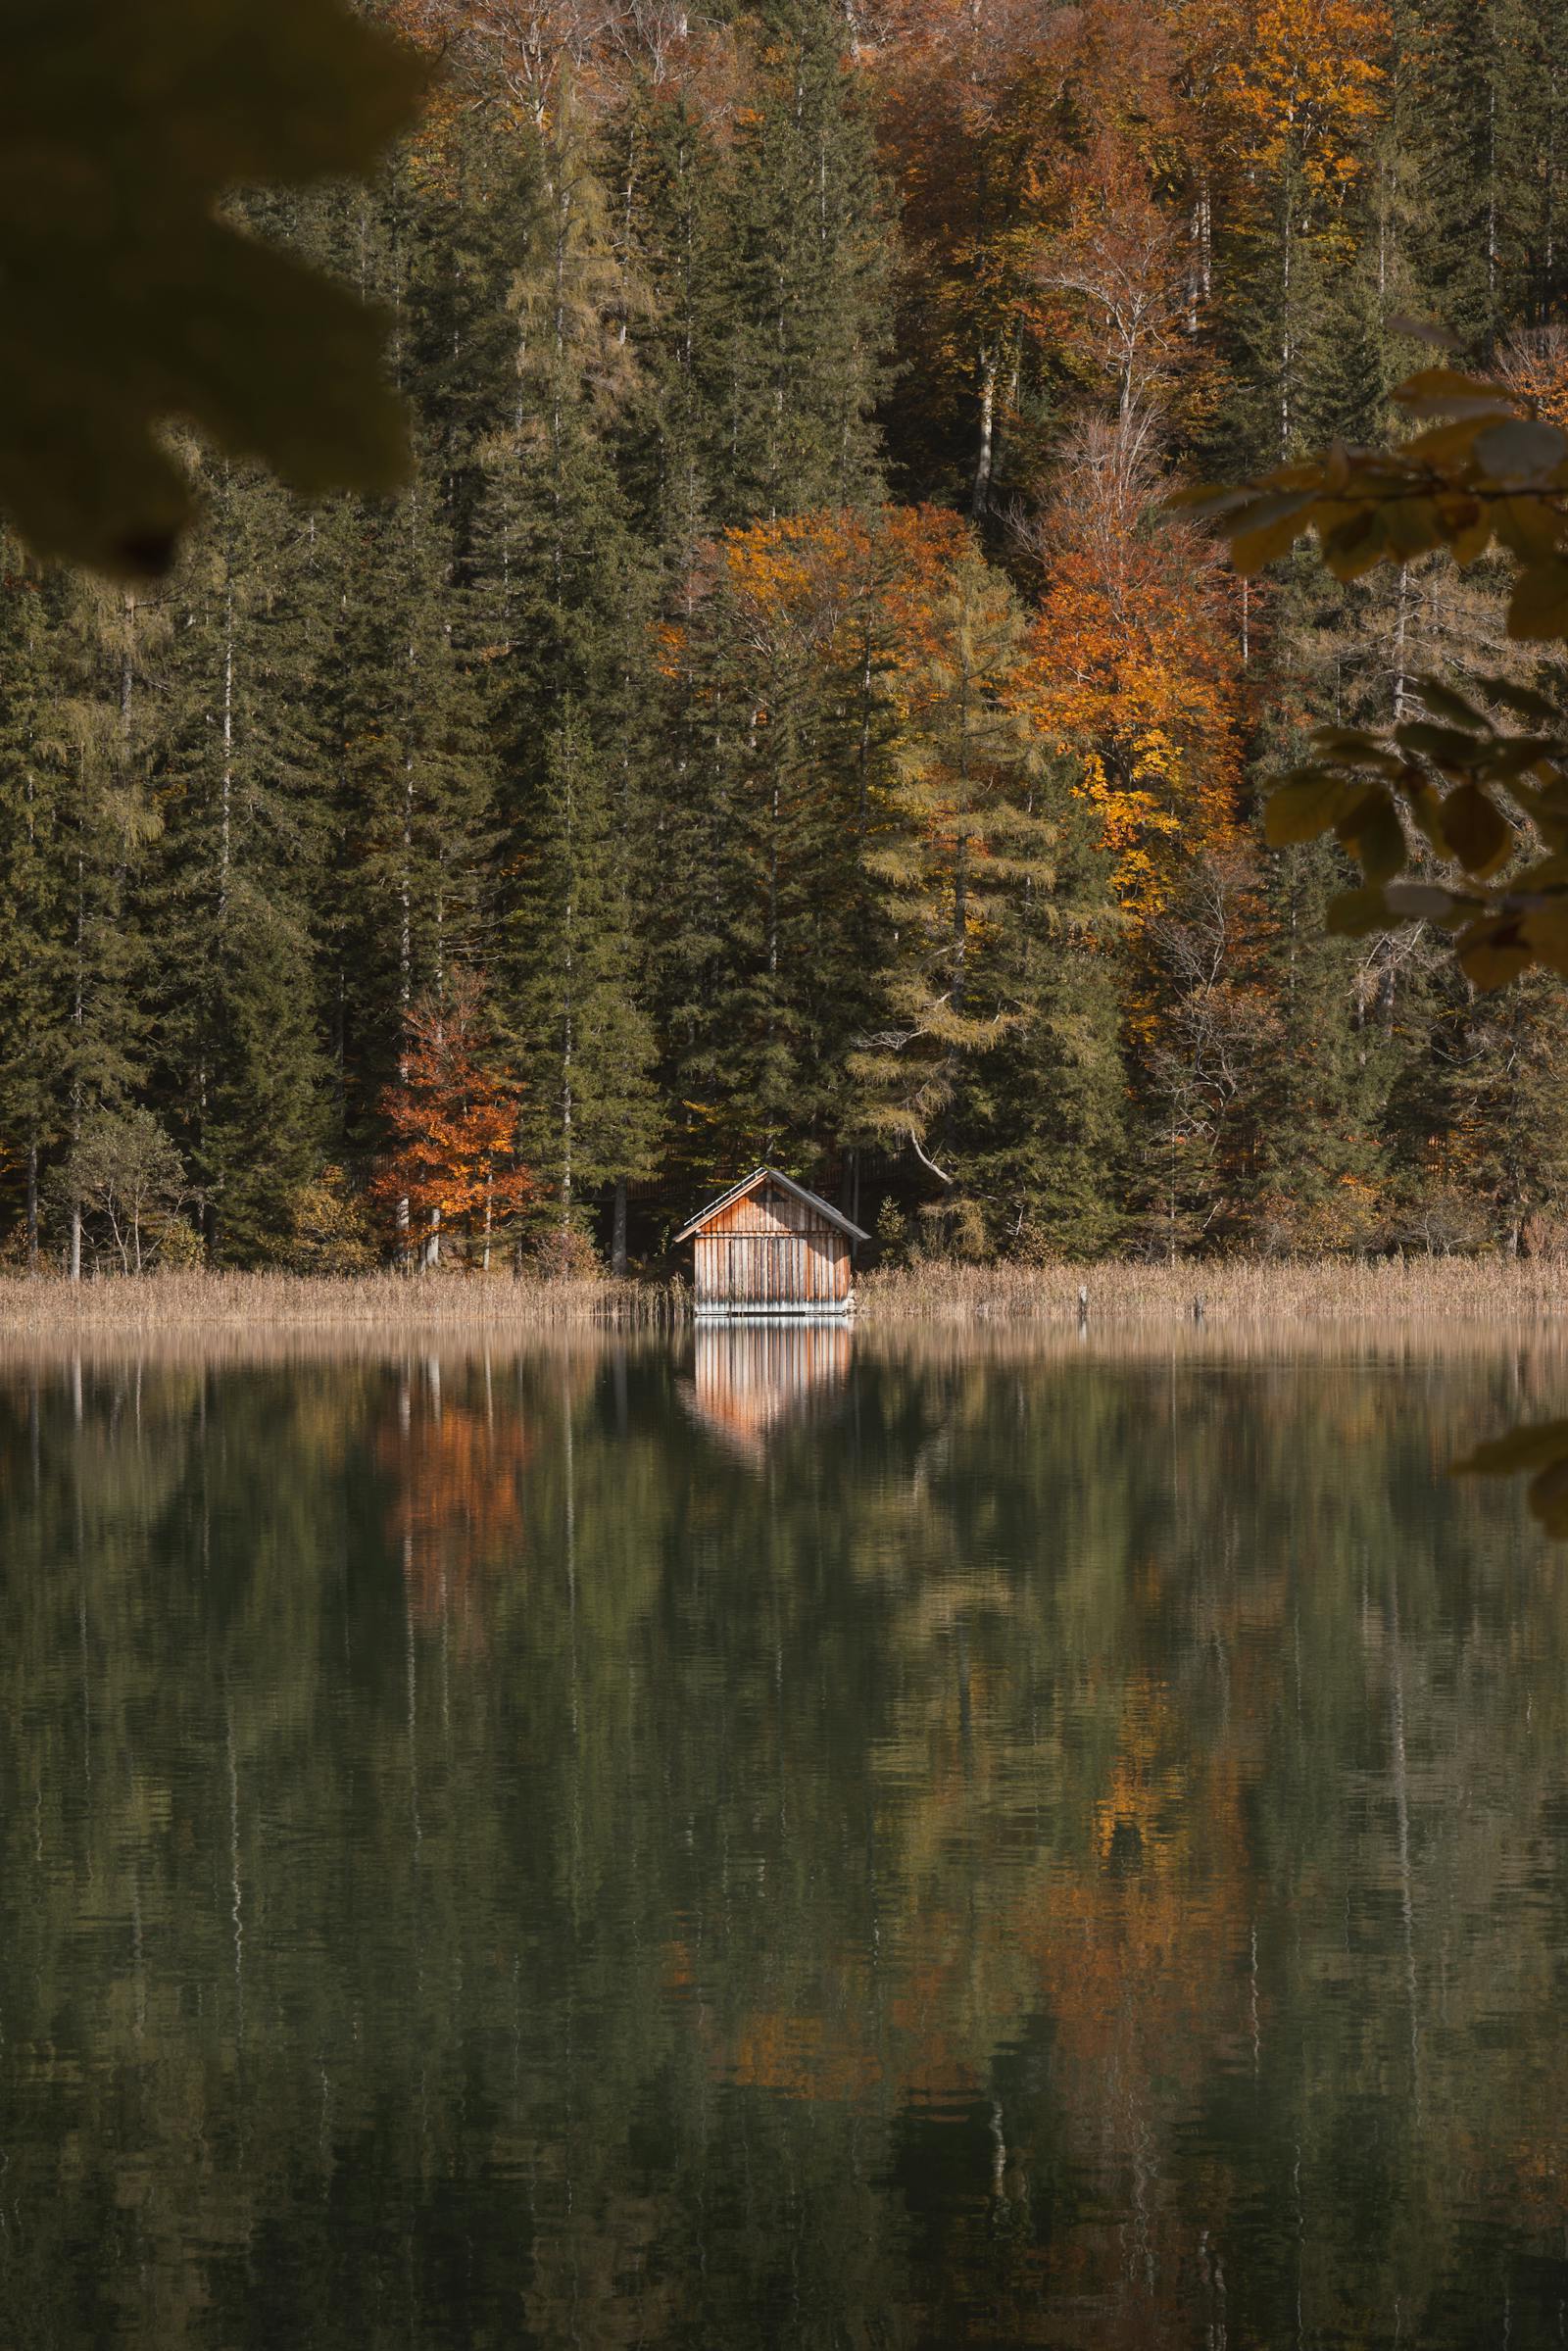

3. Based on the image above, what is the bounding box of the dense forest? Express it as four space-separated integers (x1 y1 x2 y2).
6 0 1568 1274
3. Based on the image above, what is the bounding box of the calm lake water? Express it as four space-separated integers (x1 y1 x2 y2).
2 1324 1566 2348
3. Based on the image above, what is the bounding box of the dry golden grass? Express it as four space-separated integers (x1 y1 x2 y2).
1 1254 1563 1348
0 1266 684 1333
3 1259 1567 1385
857 1254 1568 1326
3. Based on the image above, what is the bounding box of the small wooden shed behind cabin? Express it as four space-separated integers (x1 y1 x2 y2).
675 1168 869 1316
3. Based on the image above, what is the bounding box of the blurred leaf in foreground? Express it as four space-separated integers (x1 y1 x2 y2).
1454 1421 1568 1536
1193 342 1568 1527
0 0 426 576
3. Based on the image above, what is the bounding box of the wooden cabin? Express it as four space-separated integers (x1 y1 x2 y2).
675 1167 868 1316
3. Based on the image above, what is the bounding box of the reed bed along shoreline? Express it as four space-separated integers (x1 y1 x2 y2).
0 1268 686 1334
859 1255 1568 1325
0 1254 1563 1336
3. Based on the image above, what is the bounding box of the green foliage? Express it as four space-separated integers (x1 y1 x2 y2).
286 1164 376 1273
53 1104 188 1271
0 0 425 575
508 713 662 1224
1198 336 1568 1508
853 553 1066 1204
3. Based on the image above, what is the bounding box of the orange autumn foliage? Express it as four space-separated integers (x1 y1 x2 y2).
1207 0 1393 202
375 970 531 1250
705 503 970 673
1500 325 1568 431
870 0 1190 497
1026 416 1247 923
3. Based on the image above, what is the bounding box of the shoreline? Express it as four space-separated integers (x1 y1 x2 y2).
0 1256 1562 1333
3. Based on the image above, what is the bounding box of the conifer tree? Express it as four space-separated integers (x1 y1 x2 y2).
1245 840 1399 1250
608 82 730 563
962 799 1128 1256
332 471 495 1169
854 550 1058 1206
710 0 893 523
0 567 161 1274
473 94 663 1254
508 710 662 1250
0 549 70 1260
651 510 910 1182
143 460 332 1259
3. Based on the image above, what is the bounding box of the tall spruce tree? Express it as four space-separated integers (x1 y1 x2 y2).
508 710 661 1249
143 460 332 1261
473 94 663 1256
854 550 1058 1220
331 470 495 1190
710 0 893 523
0 547 71 1260
961 794 1128 1255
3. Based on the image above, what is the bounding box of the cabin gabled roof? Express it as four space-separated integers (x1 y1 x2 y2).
674 1165 870 1246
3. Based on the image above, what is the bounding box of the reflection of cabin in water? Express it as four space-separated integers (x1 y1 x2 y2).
684 1320 854 1460
675 1167 868 1316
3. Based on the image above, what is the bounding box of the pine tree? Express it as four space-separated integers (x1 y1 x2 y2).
608 81 730 563
0 548 70 1260
854 549 1057 1210
650 509 916 1184
710 0 893 523
332 470 495 1175
962 795 1128 1256
472 93 664 1255
1407 0 1502 352
0 566 161 1274
1245 840 1399 1250
141 460 333 1261
508 710 662 1251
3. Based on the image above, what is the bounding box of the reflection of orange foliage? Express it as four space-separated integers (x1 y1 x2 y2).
711 1669 1256 2144
728 2005 886 2103
1026 1697 1251 2091
379 1388 533 1639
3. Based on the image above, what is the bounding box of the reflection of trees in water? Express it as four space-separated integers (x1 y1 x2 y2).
0 1340 1563 2346
377 1355 533 1641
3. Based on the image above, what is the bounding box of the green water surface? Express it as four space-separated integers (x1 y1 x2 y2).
1 1327 1565 2348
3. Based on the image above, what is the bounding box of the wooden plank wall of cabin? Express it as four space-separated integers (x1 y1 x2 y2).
693 1183 853 1305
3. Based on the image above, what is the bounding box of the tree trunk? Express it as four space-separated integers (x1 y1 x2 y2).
971 348 999 517
70 1202 81 1285
1393 563 1411 722
612 1175 628 1277
25 1136 38 1273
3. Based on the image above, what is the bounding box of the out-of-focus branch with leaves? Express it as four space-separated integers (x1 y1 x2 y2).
1182 342 1568 1529
0 0 426 577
